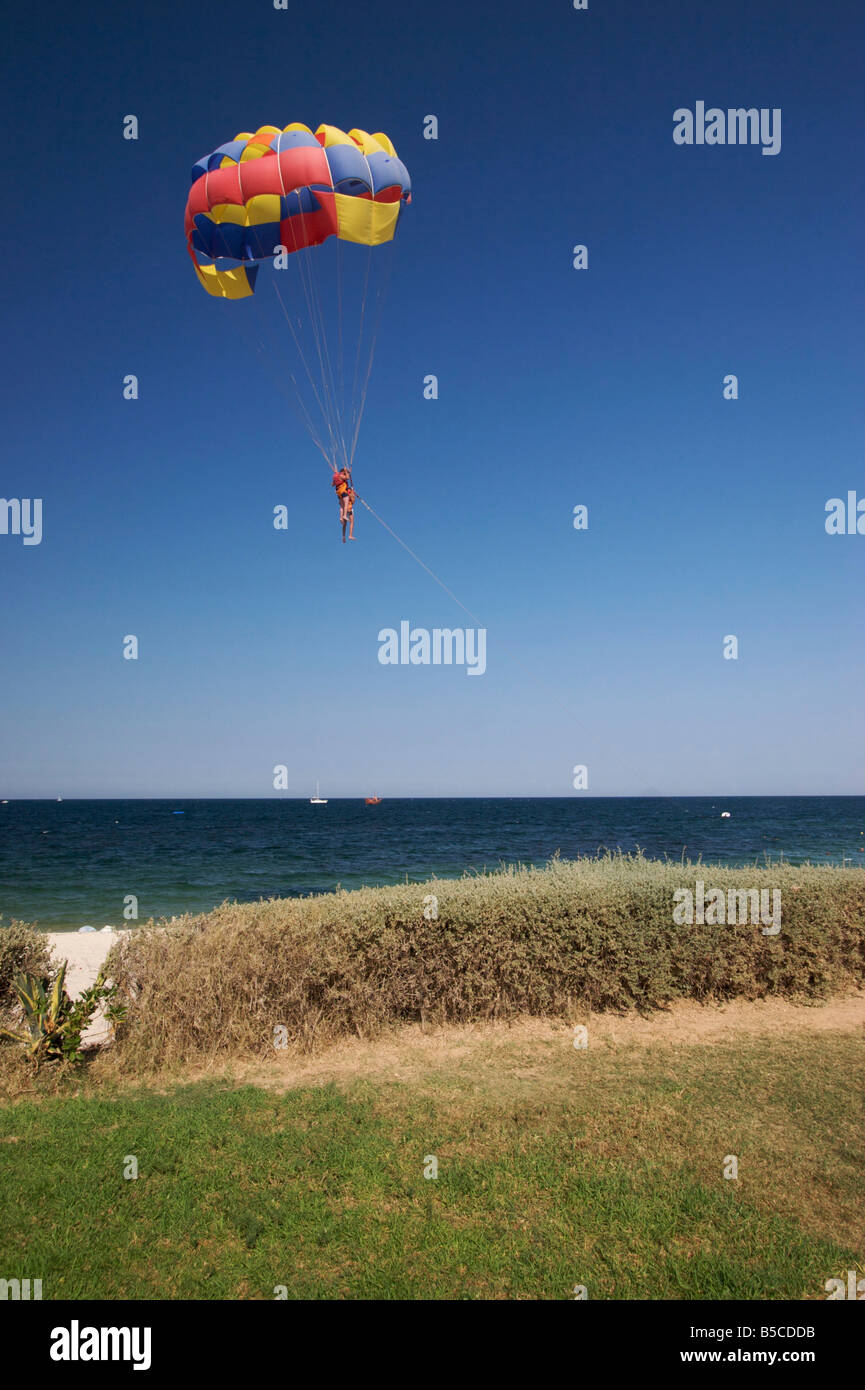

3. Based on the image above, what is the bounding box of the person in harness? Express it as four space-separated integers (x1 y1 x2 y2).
332 466 356 542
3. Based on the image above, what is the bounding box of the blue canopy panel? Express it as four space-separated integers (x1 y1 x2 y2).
365 151 411 198
192 215 245 261
242 223 283 260
323 143 372 195
269 128 320 151
391 156 412 199
281 186 328 217
190 140 248 183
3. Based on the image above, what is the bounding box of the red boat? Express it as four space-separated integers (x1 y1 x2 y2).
364 796 382 805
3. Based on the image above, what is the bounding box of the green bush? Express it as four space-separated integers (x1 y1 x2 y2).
0 964 125 1069
107 854 865 1069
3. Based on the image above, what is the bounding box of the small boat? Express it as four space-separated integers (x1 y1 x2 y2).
365 795 382 805
310 780 328 804
56 796 63 802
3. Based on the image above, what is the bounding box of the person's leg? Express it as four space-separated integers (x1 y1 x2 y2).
348 506 355 539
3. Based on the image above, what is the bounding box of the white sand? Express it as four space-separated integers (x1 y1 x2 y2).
47 930 128 1046
47 930 123 992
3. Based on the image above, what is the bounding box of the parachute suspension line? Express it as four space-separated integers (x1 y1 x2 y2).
356 495 483 626
252 257 346 472
279 217 338 464
348 245 373 461
348 243 396 469
300 243 343 462
273 132 342 468
266 235 392 477
336 234 345 444
255 335 332 465
312 254 348 467
208 161 389 481
292 246 341 467
254 284 335 465
220 258 479 624
249 298 331 461
206 206 333 466
269 274 337 459
318 258 350 470
293 198 346 469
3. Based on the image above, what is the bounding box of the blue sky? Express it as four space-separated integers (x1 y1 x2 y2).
1 0 862 797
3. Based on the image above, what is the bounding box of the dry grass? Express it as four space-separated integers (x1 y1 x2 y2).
104 854 865 1071
0 919 54 1030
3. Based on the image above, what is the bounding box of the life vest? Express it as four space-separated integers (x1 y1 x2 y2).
332 472 350 497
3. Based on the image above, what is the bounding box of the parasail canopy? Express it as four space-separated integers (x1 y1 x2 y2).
185 122 411 300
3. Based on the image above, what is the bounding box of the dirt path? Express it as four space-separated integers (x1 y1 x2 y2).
216 991 865 1093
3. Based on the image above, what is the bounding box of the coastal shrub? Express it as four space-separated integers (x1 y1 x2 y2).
107 854 865 1068
0 964 125 1069
0 919 53 1025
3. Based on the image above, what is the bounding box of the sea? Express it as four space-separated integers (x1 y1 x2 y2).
0 797 862 932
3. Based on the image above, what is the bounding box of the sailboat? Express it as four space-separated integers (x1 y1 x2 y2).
310 780 327 805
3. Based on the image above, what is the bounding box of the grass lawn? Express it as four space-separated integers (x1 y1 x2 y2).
1 1028 862 1299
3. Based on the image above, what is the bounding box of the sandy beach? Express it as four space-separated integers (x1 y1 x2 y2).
48 930 121 991
47 929 127 1045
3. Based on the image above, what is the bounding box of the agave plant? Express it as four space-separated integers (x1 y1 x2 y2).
0 964 124 1068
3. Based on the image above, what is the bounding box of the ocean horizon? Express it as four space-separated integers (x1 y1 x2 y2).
1 795 863 932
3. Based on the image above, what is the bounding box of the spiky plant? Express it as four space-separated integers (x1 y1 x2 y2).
0 965 124 1068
